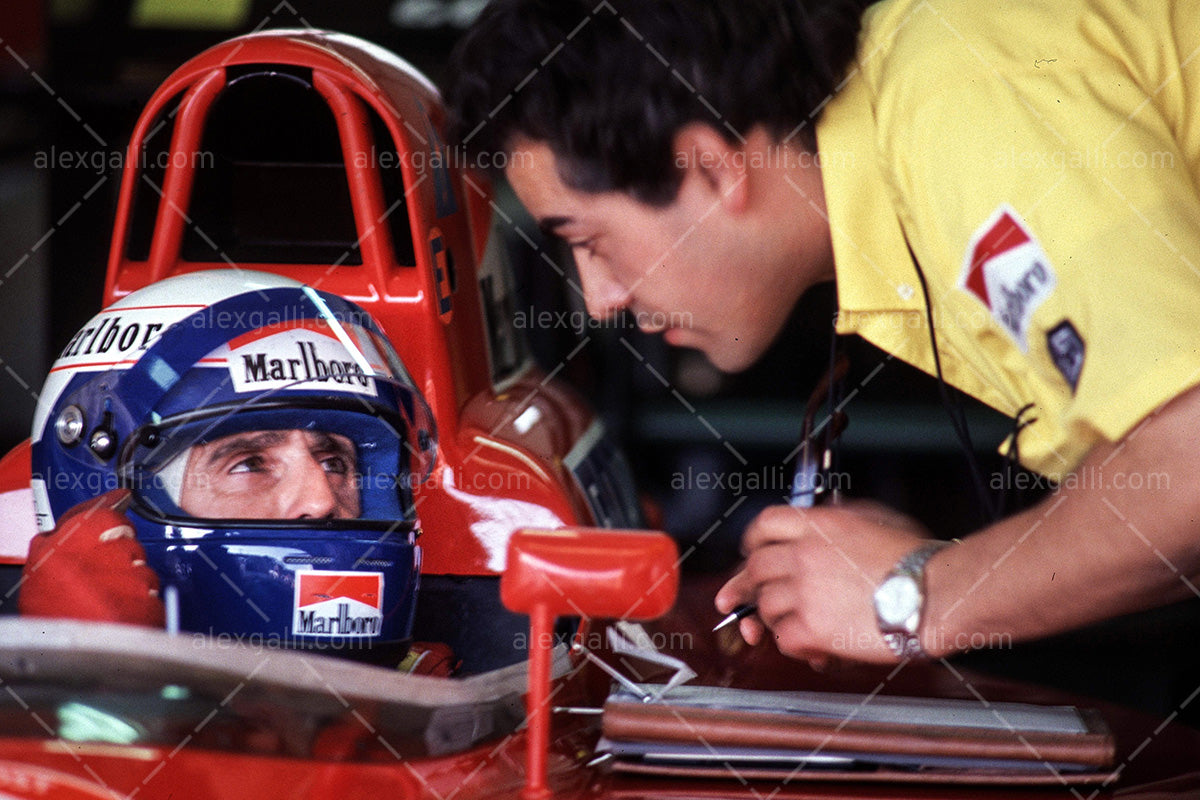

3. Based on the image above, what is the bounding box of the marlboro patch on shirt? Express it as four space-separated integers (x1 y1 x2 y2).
960 205 1057 352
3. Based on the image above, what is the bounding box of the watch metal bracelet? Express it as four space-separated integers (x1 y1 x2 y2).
876 539 951 659
897 539 951 577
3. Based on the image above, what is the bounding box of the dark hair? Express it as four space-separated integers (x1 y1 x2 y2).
446 0 870 205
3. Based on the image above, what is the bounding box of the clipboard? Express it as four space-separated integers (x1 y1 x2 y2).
598 684 1119 786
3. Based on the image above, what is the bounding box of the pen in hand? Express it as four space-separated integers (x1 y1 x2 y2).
712 447 817 632
712 408 846 633
713 602 757 632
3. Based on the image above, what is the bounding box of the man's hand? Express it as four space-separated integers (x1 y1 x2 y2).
715 500 931 665
718 381 1200 668
20 489 166 626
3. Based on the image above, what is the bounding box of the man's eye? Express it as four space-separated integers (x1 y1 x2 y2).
569 238 597 257
321 456 351 475
228 455 265 474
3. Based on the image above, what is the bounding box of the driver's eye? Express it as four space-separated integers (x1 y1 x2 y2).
228 454 266 474
321 455 350 475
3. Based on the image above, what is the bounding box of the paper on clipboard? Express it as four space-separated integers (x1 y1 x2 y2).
606 623 697 697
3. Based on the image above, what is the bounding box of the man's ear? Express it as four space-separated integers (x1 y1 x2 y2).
672 123 750 214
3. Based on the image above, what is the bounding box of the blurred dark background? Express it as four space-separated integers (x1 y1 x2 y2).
0 0 1196 725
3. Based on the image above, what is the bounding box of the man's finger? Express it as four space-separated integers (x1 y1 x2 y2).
738 616 764 646
740 504 831 553
714 568 755 615
740 542 810 586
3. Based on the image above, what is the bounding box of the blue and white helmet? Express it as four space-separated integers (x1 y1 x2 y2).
31 270 436 660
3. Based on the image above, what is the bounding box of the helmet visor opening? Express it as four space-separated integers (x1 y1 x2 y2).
122 395 426 529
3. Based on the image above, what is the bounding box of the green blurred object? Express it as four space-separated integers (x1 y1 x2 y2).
58 702 143 745
130 0 251 29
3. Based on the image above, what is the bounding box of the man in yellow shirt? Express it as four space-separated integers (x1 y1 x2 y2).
446 0 1200 665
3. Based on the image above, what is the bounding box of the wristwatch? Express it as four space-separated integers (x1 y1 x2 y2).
873 540 951 659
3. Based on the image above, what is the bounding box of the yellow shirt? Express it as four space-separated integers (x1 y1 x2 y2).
818 0 1200 480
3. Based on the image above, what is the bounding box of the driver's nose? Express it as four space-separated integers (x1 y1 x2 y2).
281 449 338 520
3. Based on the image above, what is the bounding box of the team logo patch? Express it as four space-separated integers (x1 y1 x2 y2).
293 570 384 638
960 205 1056 352
220 320 381 397
53 305 196 371
1047 320 1085 392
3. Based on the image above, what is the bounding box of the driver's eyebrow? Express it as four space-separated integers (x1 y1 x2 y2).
537 215 573 237
200 430 289 466
308 431 355 459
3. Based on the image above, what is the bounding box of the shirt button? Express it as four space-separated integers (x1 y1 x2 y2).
897 284 915 301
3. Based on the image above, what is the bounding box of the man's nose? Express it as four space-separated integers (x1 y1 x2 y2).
575 252 629 320
284 455 338 519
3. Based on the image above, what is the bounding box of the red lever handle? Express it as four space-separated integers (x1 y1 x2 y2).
501 527 678 799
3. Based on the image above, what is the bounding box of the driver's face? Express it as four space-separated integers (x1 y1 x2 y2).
179 429 360 519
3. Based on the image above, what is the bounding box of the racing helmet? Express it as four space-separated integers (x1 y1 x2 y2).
31 270 437 661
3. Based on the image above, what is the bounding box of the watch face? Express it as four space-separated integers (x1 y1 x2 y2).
875 574 920 627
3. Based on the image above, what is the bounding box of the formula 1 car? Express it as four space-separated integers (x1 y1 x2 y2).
0 26 651 796
0 26 643 672
0 28 1198 800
